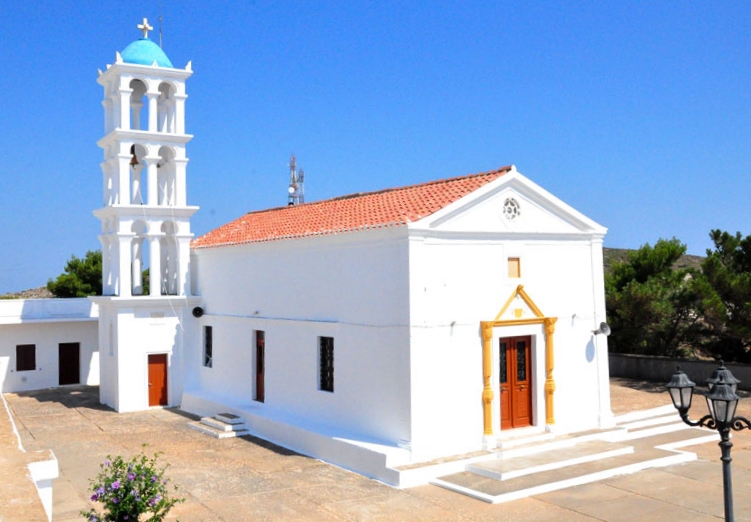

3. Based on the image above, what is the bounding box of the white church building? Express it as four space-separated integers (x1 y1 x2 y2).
1 21 613 487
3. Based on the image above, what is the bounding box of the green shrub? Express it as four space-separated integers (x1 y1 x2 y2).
81 446 183 522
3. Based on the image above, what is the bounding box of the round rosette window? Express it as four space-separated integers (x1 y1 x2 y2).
503 197 521 220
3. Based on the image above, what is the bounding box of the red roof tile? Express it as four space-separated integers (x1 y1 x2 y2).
192 167 512 249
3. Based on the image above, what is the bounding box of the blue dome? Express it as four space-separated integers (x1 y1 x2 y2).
121 38 173 68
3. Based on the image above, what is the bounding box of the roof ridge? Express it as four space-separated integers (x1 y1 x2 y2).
245 166 512 216
193 166 513 249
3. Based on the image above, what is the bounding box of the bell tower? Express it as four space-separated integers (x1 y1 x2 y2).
92 19 200 412
95 18 196 297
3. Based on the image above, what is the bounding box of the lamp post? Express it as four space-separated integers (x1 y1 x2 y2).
666 361 751 522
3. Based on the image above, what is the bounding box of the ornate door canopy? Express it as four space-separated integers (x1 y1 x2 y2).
480 285 557 437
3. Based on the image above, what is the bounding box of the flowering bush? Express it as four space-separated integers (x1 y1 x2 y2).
81 446 184 522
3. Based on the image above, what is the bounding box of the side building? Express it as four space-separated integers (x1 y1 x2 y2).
0 298 98 393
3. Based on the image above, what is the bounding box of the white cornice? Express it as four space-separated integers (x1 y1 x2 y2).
97 130 193 148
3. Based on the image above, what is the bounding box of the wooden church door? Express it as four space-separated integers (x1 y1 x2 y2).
499 336 532 429
148 354 168 406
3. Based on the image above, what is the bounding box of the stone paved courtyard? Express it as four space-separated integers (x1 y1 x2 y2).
2 378 751 521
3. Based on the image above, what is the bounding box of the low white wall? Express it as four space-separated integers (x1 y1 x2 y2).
0 298 97 324
28 453 59 521
610 353 751 391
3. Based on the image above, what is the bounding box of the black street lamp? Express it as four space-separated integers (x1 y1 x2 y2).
666 362 751 522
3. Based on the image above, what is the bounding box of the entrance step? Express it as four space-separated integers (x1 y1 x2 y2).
430 409 718 504
187 412 249 439
470 440 634 481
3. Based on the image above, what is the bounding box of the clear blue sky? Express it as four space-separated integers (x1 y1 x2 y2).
1 1 750 294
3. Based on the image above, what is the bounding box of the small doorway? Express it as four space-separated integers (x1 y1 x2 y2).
255 331 265 402
499 336 533 429
148 354 168 406
59 343 80 385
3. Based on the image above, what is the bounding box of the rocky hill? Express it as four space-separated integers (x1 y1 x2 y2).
0 286 54 300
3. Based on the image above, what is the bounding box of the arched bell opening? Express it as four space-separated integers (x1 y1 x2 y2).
160 221 179 296
131 220 150 295
157 146 176 206
129 79 148 131
157 82 177 133
129 144 148 204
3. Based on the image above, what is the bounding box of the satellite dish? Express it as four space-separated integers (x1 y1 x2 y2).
593 322 611 336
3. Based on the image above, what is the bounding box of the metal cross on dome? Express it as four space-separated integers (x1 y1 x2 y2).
138 17 153 38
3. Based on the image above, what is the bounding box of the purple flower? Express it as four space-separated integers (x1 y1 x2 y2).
112 480 120 490
90 493 99 501
127 472 136 481
150 497 157 507
96 487 105 496
113 497 120 504
105 460 111 467
89 515 99 522
150 475 157 483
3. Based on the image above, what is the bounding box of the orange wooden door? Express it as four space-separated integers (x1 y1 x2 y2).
148 354 168 406
499 336 532 429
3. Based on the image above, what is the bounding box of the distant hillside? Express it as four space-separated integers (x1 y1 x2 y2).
603 248 704 275
0 286 54 300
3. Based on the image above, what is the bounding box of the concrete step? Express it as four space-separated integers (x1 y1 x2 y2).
216 412 245 425
616 413 680 431
470 440 634 481
431 425 717 504
200 416 244 432
187 415 250 439
498 427 626 459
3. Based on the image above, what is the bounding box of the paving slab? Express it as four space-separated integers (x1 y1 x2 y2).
2 380 751 521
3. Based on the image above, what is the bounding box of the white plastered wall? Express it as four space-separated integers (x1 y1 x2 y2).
404 170 611 459
188 228 414 448
406 236 610 458
96 299 190 412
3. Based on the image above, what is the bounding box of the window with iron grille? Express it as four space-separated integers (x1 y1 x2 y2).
16 344 36 372
203 326 213 368
319 336 334 392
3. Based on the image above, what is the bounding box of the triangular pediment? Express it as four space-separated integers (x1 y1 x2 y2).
494 285 545 322
412 168 606 236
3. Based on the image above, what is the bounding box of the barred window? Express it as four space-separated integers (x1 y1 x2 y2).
319 337 334 392
16 344 36 372
203 326 213 368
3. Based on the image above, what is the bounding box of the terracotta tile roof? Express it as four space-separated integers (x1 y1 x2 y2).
192 167 512 249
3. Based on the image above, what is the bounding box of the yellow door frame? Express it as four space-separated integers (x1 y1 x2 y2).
480 285 557 436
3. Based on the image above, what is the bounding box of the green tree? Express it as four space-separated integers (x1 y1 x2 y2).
700 230 751 362
47 250 103 297
606 238 704 357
